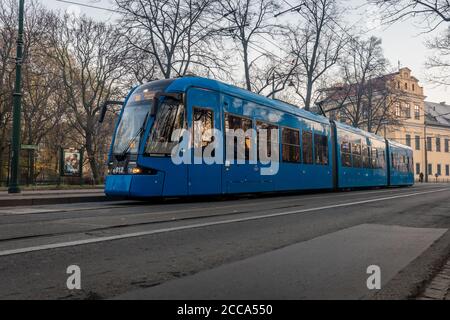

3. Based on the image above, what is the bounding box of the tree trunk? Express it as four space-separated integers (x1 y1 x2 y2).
243 42 252 91
85 132 100 185
304 75 314 111
0 144 4 185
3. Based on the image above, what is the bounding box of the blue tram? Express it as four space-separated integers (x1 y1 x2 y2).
104 76 413 198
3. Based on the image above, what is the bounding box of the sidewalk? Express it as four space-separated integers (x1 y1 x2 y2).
116 224 446 300
418 258 450 300
0 188 108 207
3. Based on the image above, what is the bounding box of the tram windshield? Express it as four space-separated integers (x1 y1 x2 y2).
113 80 174 155
113 100 151 155
145 98 185 155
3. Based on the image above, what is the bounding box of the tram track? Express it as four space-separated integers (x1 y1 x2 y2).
0 184 438 220
0 185 445 244
0 186 448 257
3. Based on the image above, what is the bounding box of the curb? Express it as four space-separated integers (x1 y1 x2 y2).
0 195 111 207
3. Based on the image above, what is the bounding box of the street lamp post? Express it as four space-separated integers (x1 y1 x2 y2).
8 0 25 194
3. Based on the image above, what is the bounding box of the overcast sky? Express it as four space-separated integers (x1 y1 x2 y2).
38 0 449 104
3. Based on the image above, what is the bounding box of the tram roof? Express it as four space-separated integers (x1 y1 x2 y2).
334 121 386 142
388 138 413 151
165 76 331 125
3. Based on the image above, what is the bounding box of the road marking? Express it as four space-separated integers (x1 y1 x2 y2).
0 188 448 257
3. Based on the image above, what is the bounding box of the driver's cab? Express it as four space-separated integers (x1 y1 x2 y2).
105 79 187 198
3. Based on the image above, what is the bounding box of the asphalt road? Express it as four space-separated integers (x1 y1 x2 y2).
0 183 449 300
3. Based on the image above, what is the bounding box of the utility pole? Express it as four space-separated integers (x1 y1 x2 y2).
8 0 25 194
424 124 428 183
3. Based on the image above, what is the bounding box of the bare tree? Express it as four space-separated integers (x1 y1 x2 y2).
0 0 58 183
251 53 300 98
0 0 17 182
218 0 281 91
370 0 450 31
371 0 450 86
124 47 159 85
19 2 65 147
285 0 346 111
47 14 128 184
115 0 229 80
426 26 450 86
321 36 400 134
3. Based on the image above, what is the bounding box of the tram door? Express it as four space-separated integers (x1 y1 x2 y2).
186 88 222 195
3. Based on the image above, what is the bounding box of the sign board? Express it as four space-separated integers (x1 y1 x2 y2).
21 144 38 150
60 148 83 177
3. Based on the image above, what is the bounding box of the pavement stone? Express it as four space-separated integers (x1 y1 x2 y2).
418 260 450 300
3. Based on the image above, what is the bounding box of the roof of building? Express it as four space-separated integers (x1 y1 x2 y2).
321 73 397 102
424 101 450 127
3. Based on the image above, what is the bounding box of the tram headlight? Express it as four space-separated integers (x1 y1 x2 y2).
131 167 143 175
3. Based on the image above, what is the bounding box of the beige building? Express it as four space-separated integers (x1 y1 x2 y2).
322 67 450 182
384 68 450 182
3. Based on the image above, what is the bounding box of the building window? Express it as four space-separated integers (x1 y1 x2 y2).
446 164 449 176
403 104 411 118
416 163 420 175
405 134 411 147
437 164 442 176
427 137 432 151
314 134 329 165
405 83 408 90
339 108 347 122
412 84 415 91
445 139 449 153
281 127 300 163
428 163 433 175
414 105 420 120
395 103 401 117
436 137 441 152
302 131 314 164
415 135 420 150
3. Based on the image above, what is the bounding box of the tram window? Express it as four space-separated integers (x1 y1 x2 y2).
225 113 253 161
282 128 300 163
302 131 313 164
193 108 214 150
362 145 371 168
314 134 329 165
351 141 362 168
372 148 379 168
146 99 185 155
257 121 279 159
341 139 352 167
379 150 386 169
